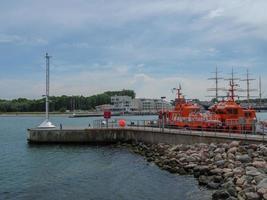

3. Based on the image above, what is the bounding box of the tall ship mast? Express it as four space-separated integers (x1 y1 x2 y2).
240 69 256 106
207 67 224 101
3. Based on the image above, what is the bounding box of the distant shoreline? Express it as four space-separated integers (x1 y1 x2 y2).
0 112 70 117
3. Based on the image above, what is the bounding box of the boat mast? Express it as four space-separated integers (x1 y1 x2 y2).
208 67 223 101
241 69 256 105
225 68 239 101
173 84 183 102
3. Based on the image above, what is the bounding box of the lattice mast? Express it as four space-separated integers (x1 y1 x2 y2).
172 84 184 103
240 69 256 105
207 67 224 101
38 53 55 128
259 76 262 108
224 68 240 101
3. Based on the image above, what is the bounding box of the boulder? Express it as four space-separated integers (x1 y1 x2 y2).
198 175 212 185
245 192 260 200
169 145 180 152
227 153 236 160
257 187 267 195
259 146 267 156
215 160 225 167
212 190 230 200
229 141 240 148
233 167 244 176
238 146 247 154
236 177 245 186
207 181 221 189
214 154 223 161
215 148 225 154
228 147 238 154
210 168 223 175
252 161 267 168
246 167 262 177
209 143 217 151
226 187 237 197
186 156 197 163
194 165 209 175
178 167 187 175
254 174 267 184
223 172 234 178
236 154 252 163
257 178 267 190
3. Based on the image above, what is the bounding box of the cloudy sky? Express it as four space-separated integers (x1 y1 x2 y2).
0 0 266 100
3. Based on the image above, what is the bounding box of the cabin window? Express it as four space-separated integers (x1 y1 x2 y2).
245 112 251 118
227 109 238 115
216 110 225 114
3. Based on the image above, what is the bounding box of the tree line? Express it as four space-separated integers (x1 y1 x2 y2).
0 90 135 112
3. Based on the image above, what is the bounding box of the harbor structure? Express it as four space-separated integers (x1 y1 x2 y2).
38 53 55 128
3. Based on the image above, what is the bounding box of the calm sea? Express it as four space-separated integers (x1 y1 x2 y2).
1 113 266 200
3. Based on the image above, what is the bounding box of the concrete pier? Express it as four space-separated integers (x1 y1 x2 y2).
28 127 267 145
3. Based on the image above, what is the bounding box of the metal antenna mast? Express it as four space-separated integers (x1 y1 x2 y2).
224 68 240 101
38 53 55 128
45 53 50 120
259 76 262 108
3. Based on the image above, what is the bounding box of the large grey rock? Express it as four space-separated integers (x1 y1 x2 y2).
245 192 260 200
233 167 244 176
186 156 197 163
214 153 223 161
246 166 262 176
212 190 230 200
209 143 217 151
215 148 225 154
193 165 209 175
226 187 237 197
169 145 180 152
215 160 225 167
252 161 267 168
227 153 235 160
236 154 252 163
210 168 223 175
198 175 212 185
228 147 237 154
257 178 267 190
207 181 220 189
229 141 240 148
254 174 267 184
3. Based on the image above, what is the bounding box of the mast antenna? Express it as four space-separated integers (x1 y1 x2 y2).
38 53 56 128
207 66 224 101
240 69 256 105
224 68 240 101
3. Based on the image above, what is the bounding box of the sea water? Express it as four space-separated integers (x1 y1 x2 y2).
1 113 267 200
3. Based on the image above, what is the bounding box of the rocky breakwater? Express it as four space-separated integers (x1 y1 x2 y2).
126 141 267 200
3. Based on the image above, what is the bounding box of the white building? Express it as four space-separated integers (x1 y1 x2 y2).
137 98 172 112
97 95 173 113
111 95 136 112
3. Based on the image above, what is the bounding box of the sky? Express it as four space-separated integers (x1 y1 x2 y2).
0 0 267 101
